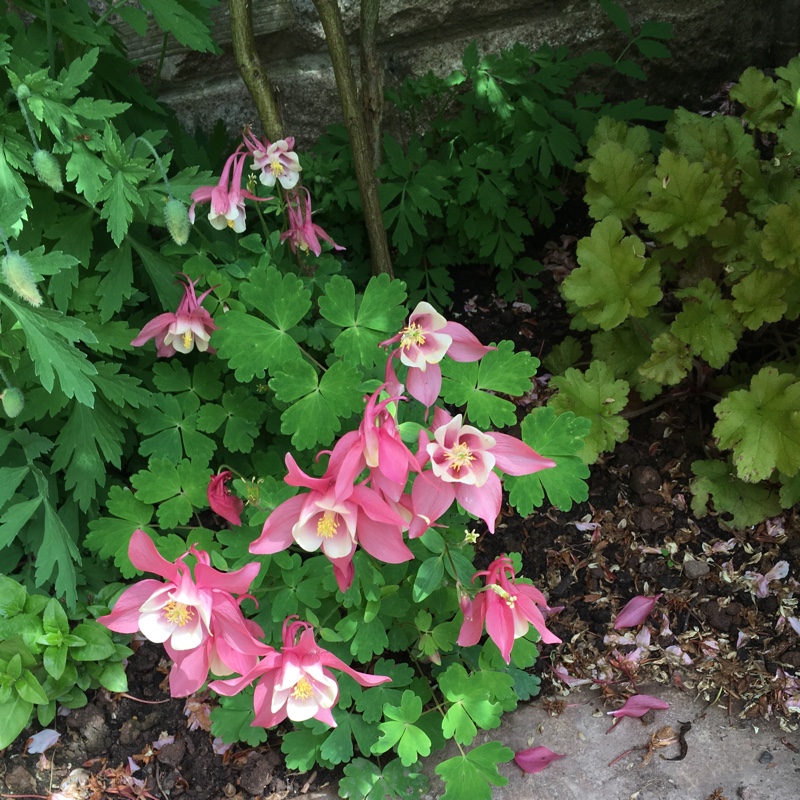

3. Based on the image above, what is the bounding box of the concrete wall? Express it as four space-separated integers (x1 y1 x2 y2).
117 0 783 145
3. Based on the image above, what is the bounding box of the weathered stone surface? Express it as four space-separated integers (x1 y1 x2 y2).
109 0 778 145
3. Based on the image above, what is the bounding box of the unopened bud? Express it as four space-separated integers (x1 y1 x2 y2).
1 252 43 307
1 387 25 418
32 150 63 192
164 198 191 246
16 84 31 101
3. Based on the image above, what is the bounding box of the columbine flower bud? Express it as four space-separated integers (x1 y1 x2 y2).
1 387 25 418
164 198 191 246
1 252 43 307
16 83 31 101
32 150 63 192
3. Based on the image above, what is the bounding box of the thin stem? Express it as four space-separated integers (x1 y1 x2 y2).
130 136 172 194
16 97 41 151
152 33 169 96
410 654 465 756
45 0 55 78
95 0 131 28
229 0 283 140
312 0 393 278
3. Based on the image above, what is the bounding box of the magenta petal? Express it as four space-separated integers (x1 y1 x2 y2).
457 593 487 648
356 515 413 564
250 495 305 554
409 473 455 538
440 321 495 362
613 594 663 629
131 312 175 347
484 595 515 663
128 529 181 582
97 579 165 633
514 746 567 774
194 560 260 595
608 693 670 719
490 433 557 476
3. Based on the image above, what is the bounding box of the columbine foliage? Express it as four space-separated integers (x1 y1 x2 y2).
548 57 800 526
0 3 592 797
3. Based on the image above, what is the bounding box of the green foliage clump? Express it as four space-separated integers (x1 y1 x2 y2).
548 57 800 526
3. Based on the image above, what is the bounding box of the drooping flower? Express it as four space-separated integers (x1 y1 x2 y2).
381 302 495 407
514 746 567 773
189 148 266 232
98 530 265 696
613 594 663 630
280 187 344 257
411 409 556 533
251 440 413 592
131 273 218 357
243 130 302 190
457 555 561 663
210 617 390 728
208 471 245 527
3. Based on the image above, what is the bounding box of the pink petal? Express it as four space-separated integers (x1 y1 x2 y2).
440 321 496 362
97 579 166 633
406 362 442 407
131 312 176 347
457 593 487 648
514 745 566 773
356 514 413 564
485 594 515 663
128 529 182 582
194 560 260 596
409 472 455 538
608 693 670 719
454 472 502 532
490 433 557 476
613 594 662 629
250 495 305 554
26 729 61 754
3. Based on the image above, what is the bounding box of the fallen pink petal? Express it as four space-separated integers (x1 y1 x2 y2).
607 693 670 726
613 593 663 629
26 728 60 754
514 745 567 773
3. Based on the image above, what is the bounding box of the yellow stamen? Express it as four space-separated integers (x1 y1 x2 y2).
270 159 285 176
446 442 475 472
317 510 339 539
227 218 236 228
163 601 194 626
291 676 313 700
182 331 193 350
487 584 516 608
400 322 426 349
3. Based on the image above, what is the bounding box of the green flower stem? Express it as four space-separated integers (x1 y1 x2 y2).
16 96 41 151
311 0 393 278
94 0 131 28
130 137 172 195
229 0 283 141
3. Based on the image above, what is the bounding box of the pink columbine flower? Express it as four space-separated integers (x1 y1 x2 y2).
411 409 555 533
280 187 344 257
189 148 267 232
131 273 218 357
381 301 495 407
250 440 413 592
613 594 663 630
243 129 302 190
607 694 670 732
457 555 561 663
208 470 244 527
514 746 566 774
98 530 266 696
210 617 390 728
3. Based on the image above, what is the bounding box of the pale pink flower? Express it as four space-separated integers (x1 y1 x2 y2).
251 439 413 592
131 273 217 357
514 746 566 773
207 470 244 526
98 530 265 696
243 129 302 190
457 555 561 663
381 301 495 407
411 409 555 533
613 594 662 629
280 187 344 257
210 617 390 728
189 148 266 232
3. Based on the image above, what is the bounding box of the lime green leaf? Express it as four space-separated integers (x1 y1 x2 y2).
412 557 444 603
713 367 800 482
672 278 742 368
0 575 27 617
215 267 311 381
761 198 800 273
355 659 415 724
779 471 800 508
0 296 97 406
732 270 790 329
69 622 115 661
637 332 692 386
439 663 503 745
729 67 786 132
440 340 540 428
549 361 629 462
562 217 661 329
0 695 33 750
271 360 363 450
131 458 211 528
281 727 328 771
373 691 431 766
85 487 155 577
320 274 408 368
66 141 110 204
51 401 124 510
211 689 268 748
638 150 727 248
435 741 513 800
506 407 591 513
690 460 781 527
